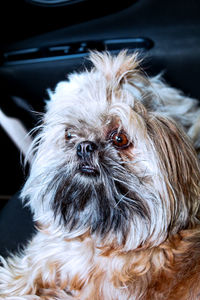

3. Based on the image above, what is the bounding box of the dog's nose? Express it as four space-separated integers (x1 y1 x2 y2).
76 141 98 159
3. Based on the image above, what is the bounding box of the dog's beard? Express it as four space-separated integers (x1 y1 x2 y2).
22 127 170 250
40 144 159 245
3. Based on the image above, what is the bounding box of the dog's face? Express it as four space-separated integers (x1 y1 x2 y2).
23 51 200 250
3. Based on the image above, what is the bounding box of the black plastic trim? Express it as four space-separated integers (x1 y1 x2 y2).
26 0 88 7
2 38 154 66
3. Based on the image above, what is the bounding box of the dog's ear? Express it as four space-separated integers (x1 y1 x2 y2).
90 50 143 86
147 114 200 229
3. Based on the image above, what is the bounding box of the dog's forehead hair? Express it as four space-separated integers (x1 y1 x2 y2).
63 98 135 137
48 65 146 137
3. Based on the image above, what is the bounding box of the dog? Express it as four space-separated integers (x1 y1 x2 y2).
0 50 200 299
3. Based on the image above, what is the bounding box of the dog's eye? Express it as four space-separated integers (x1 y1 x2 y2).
65 130 73 141
110 130 130 149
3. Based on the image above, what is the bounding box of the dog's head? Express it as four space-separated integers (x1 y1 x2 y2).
23 51 200 250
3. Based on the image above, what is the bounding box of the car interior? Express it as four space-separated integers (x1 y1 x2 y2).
0 0 200 257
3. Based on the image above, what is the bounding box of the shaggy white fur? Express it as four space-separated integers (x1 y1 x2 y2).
0 51 200 299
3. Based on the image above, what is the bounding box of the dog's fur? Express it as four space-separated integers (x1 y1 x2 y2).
1 51 200 299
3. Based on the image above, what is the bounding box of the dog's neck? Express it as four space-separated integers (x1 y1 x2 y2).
92 226 200 299
36 221 200 299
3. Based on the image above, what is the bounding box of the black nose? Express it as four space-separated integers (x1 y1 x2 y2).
77 141 98 159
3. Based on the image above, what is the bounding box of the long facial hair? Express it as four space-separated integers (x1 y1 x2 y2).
48 141 152 242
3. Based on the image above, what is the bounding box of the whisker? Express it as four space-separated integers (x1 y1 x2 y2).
114 191 130 208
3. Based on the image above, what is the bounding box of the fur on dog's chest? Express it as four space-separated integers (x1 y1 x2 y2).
30 226 200 300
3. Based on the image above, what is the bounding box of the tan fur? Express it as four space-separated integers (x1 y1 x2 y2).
2 226 200 299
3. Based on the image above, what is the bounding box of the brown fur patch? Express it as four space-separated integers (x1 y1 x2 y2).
147 114 200 229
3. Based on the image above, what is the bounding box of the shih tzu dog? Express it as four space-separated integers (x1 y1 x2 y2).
1 50 200 299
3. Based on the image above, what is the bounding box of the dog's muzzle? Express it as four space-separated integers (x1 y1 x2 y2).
77 141 99 175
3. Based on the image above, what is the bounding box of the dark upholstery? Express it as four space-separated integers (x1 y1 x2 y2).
0 193 36 258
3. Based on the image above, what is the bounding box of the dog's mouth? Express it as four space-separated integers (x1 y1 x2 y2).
79 164 99 176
